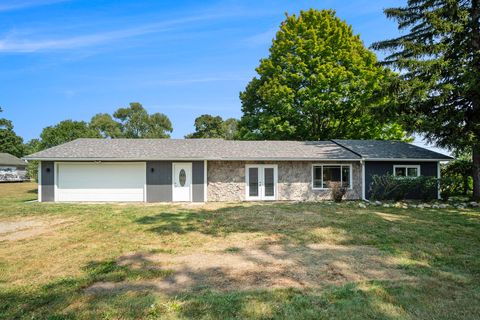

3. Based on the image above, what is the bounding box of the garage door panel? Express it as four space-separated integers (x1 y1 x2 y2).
57 163 145 202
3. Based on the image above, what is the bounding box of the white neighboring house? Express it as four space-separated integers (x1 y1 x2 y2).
0 153 28 182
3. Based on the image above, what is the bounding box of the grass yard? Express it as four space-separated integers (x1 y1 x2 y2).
0 183 479 319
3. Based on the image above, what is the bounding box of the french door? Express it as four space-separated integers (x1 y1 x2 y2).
245 165 277 200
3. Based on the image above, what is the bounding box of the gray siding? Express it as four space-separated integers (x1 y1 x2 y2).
146 161 172 202
41 161 55 202
146 160 204 202
192 161 205 202
365 161 439 199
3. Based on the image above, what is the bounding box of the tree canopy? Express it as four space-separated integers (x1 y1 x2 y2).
39 120 100 149
371 0 480 198
112 102 172 138
0 107 26 157
32 103 172 152
238 9 408 141
185 114 238 139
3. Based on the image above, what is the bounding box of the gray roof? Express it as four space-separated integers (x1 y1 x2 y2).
24 138 452 161
0 153 27 166
333 140 453 160
24 139 361 161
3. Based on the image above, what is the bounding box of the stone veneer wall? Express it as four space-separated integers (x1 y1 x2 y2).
207 161 362 202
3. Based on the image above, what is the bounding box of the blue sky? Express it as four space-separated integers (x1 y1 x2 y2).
1 0 447 153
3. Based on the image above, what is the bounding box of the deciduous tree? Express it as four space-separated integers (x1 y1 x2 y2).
238 9 408 141
113 102 172 138
39 120 100 149
0 107 25 157
185 114 238 139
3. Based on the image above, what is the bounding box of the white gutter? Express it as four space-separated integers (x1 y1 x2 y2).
22 157 364 162
362 158 452 162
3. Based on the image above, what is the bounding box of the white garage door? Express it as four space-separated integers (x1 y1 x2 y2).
56 162 146 202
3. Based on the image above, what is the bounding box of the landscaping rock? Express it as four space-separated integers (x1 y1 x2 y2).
469 202 479 207
358 203 367 208
374 201 382 206
439 204 448 209
383 204 390 208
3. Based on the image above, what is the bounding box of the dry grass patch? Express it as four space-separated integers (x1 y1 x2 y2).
86 237 410 295
1 183 480 319
0 217 73 241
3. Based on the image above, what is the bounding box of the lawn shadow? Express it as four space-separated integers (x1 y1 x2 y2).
134 202 480 281
0 246 422 319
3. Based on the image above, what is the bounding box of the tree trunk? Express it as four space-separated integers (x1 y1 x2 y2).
473 148 480 200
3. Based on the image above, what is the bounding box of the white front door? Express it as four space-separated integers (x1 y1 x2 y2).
172 163 192 202
246 165 278 201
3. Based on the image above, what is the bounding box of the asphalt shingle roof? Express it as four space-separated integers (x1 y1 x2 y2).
24 138 452 161
332 140 452 160
24 139 361 161
0 153 27 166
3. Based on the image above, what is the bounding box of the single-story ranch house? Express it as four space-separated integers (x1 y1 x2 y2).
0 152 28 182
24 138 452 202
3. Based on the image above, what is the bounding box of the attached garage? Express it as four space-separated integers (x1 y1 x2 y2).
56 162 146 202
27 139 452 203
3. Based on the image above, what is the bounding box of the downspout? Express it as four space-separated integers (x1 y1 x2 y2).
437 161 441 200
361 159 366 201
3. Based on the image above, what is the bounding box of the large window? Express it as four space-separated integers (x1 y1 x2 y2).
393 165 420 178
312 164 351 189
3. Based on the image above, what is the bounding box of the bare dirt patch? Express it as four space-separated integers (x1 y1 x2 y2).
86 238 410 295
0 218 73 241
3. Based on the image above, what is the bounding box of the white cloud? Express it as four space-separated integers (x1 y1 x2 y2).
243 27 277 47
143 76 249 86
0 0 68 12
0 11 247 53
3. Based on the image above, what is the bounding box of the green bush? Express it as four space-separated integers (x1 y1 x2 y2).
441 160 472 196
370 175 438 201
439 176 463 201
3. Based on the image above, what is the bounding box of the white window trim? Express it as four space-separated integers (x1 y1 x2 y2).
311 164 353 190
245 164 278 201
393 164 421 177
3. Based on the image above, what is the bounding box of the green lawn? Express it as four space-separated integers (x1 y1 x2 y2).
0 182 479 319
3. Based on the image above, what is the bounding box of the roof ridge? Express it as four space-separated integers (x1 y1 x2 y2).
331 140 364 159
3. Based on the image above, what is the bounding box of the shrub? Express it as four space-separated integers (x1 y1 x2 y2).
439 176 463 201
330 181 348 202
415 176 438 201
441 159 473 196
369 175 437 201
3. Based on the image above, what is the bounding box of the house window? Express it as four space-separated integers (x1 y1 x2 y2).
393 165 420 177
312 164 351 189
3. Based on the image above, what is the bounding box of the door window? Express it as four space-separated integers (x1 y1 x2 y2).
248 167 259 197
179 169 186 186
264 167 274 197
